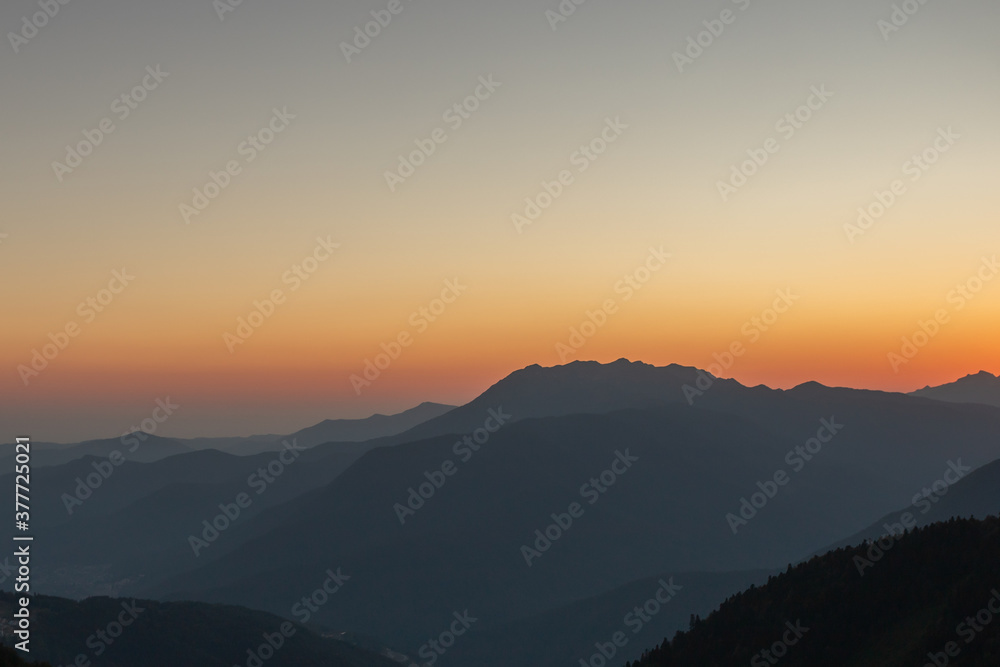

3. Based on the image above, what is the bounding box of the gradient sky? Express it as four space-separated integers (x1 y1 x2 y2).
3 0 999 441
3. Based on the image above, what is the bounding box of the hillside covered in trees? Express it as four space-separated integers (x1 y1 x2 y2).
0 646 49 667
629 516 1000 667
0 593 396 667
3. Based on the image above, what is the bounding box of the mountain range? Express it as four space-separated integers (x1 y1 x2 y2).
0 402 455 468
141 362 1000 658
5 360 1000 666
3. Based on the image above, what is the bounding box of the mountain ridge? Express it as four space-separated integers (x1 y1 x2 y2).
911 370 1000 408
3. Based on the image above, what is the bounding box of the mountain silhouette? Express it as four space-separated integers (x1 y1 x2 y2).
911 370 1000 407
134 361 1000 658
15 361 1000 666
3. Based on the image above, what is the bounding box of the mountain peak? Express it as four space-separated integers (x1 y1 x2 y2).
910 370 1000 408
792 380 829 391
470 359 745 415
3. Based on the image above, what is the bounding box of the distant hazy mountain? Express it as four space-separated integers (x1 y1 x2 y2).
0 435 192 468
0 592 400 667
0 444 371 598
631 516 1000 666
911 370 1000 407
818 455 1000 554
0 405 455 599
146 361 1000 657
4 403 455 467
285 402 455 449
185 402 455 455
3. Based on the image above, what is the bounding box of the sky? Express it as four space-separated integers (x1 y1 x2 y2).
2 0 999 441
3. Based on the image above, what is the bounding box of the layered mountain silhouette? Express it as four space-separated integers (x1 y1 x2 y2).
280 402 455 449
10 360 1000 666
126 361 1000 659
189 401 456 455
0 435 193 469
1 444 373 598
0 402 455 468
